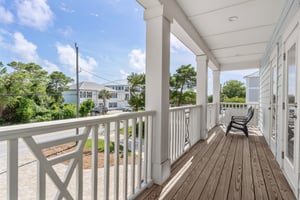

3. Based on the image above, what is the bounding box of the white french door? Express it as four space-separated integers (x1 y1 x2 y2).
283 27 299 193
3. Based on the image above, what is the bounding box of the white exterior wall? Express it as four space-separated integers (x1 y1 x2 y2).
245 77 260 104
259 64 271 141
259 2 300 197
63 84 130 109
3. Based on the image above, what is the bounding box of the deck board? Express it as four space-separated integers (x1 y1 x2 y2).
136 127 296 200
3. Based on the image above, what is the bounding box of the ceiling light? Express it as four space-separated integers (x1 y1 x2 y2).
228 16 239 22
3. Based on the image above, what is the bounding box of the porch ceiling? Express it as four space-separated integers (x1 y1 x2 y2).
176 0 285 71
138 0 286 71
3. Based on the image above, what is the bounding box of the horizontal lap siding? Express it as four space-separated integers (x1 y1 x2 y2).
259 63 271 140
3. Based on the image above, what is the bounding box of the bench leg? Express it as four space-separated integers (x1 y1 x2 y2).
226 122 232 136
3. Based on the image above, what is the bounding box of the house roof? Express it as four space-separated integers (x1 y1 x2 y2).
244 71 259 78
104 79 129 86
68 82 115 91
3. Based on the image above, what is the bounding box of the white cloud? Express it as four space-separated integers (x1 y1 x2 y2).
16 0 54 31
59 3 74 13
128 49 145 72
120 69 129 79
10 32 39 62
58 26 73 38
42 60 59 73
0 6 14 24
56 43 97 80
90 13 99 17
170 34 190 53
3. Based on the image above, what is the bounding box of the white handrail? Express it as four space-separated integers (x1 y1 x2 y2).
0 111 155 199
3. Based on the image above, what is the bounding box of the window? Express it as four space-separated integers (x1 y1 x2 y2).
111 92 117 98
87 91 92 98
80 91 83 98
83 91 86 98
109 102 117 108
125 94 129 100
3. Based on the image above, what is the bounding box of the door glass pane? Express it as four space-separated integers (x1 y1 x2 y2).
272 65 277 139
287 43 296 164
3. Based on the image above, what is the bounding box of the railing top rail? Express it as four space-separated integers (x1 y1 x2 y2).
0 110 155 141
169 104 202 111
220 102 259 105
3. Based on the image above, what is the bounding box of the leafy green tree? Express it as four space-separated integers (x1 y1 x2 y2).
4 62 49 107
0 62 7 114
98 89 112 110
62 104 76 119
222 80 246 99
127 73 145 111
182 90 196 105
79 99 95 117
170 64 196 106
208 95 213 103
47 71 73 105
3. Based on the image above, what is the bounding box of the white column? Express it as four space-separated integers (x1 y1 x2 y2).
213 70 220 125
196 55 208 139
144 6 171 185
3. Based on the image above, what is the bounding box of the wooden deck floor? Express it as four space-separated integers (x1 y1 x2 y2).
136 127 296 200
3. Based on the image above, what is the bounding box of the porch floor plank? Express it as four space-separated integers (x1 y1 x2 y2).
242 136 255 200
136 127 296 200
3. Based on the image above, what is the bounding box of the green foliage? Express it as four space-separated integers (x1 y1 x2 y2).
119 121 145 138
182 90 196 105
223 96 245 103
61 104 76 119
208 95 213 103
79 99 95 117
85 139 115 152
127 73 145 111
47 71 73 105
170 64 196 106
0 61 73 125
98 89 111 112
222 80 246 99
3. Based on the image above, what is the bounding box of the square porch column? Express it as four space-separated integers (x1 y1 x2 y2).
144 6 171 185
196 55 208 139
213 70 220 125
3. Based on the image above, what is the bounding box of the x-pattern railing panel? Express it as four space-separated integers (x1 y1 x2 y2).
23 126 91 200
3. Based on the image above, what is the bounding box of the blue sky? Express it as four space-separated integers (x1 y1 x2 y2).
0 0 256 94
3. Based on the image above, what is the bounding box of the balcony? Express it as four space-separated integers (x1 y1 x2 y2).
0 104 296 199
137 127 295 200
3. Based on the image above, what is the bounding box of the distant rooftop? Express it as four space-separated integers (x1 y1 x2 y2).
244 71 259 78
68 81 114 91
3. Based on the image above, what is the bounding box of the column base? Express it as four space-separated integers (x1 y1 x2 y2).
152 159 171 185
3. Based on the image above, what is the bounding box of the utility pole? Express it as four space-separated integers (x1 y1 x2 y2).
75 43 79 135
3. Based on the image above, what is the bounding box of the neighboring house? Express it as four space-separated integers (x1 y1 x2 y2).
104 80 131 109
62 81 114 108
62 81 131 110
244 71 260 104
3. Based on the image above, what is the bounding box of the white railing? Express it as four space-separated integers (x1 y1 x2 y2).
220 103 259 126
169 105 202 163
0 111 154 200
207 103 218 130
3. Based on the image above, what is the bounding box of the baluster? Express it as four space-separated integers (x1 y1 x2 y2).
104 123 110 200
123 119 128 200
114 121 120 200
92 125 99 200
137 117 142 189
7 139 18 200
